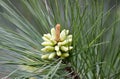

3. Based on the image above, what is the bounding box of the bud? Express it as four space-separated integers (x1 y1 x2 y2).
61 53 69 57
49 38 57 45
55 24 60 42
56 51 62 56
67 35 72 39
61 46 73 52
55 45 59 51
42 36 56 45
41 46 54 52
42 36 50 42
69 46 73 50
58 38 72 46
60 29 66 41
41 42 54 46
51 28 56 39
66 30 69 35
41 54 49 59
44 33 52 40
48 53 56 59
61 46 69 52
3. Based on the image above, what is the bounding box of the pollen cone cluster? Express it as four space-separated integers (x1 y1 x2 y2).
41 24 73 60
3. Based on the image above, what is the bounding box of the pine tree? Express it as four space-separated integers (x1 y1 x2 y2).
0 0 120 79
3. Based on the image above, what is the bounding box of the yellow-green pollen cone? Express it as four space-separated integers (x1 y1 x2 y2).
41 24 73 59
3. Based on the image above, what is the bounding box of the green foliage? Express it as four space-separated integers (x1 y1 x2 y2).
0 0 120 79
